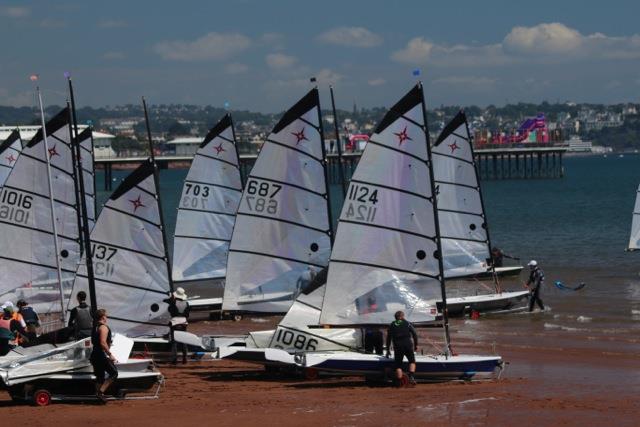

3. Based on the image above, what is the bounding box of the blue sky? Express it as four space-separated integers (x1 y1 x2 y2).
1 0 640 111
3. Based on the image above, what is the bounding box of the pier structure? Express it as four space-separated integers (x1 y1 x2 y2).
95 147 566 191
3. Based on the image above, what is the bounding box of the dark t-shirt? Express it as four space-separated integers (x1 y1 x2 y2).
386 319 418 349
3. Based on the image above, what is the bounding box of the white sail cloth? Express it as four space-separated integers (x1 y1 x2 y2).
432 111 491 278
172 114 242 297
76 127 96 230
0 130 23 189
222 89 332 313
0 108 80 313
320 85 442 326
629 184 640 250
70 160 171 337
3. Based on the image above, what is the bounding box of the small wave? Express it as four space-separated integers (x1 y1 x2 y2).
544 323 580 332
576 316 592 323
250 318 269 323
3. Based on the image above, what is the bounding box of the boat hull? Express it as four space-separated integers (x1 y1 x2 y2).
444 290 530 317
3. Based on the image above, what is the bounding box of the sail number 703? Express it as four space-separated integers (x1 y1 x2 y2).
344 184 378 223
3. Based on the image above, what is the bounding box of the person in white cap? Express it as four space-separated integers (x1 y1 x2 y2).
163 287 190 364
525 260 545 312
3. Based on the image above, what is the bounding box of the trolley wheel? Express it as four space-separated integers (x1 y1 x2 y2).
399 374 409 388
303 368 319 381
33 389 51 407
233 314 243 322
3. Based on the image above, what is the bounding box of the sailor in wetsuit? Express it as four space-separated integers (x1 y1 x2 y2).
385 310 418 386
90 309 118 402
525 260 545 312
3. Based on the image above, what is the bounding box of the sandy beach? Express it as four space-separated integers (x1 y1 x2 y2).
1 267 638 426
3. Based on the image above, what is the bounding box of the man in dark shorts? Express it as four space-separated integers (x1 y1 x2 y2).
385 310 418 386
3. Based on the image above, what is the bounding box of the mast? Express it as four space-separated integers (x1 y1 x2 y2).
35 86 66 323
67 78 98 310
229 114 244 189
329 86 347 198
315 88 334 245
142 97 174 293
462 113 501 293
418 82 452 356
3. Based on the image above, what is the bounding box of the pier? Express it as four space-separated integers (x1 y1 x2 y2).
96 146 566 191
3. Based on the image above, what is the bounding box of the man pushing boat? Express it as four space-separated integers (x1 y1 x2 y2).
385 311 418 387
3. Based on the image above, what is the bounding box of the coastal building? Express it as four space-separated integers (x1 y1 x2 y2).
0 125 116 158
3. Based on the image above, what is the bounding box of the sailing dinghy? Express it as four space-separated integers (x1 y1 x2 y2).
172 114 243 312
294 84 502 382
432 111 528 316
628 184 640 251
221 88 333 315
0 107 81 316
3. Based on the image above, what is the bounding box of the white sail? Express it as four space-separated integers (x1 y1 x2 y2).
432 111 491 278
76 127 96 230
222 88 332 313
0 108 80 313
172 114 242 300
320 85 442 326
629 184 640 250
0 130 23 189
70 160 171 337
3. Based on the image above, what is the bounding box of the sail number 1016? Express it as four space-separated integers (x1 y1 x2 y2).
344 184 378 223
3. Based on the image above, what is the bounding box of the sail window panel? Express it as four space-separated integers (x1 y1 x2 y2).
0 259 62 301
331 222 439 277
433 153 478 188
178 183 241 216
175 209 235 240
432 129 474 163
224 251 324 309
172 237 228 281
321 263 440 325
351 145 431 199
440 238 490 278
238 182 329 231
74 276 170 337
371 105 427 160
339 184 435 238
249 143 327 195
436 182 484 216
91 208 164 259
268 111 323 162
186 156 242 189
278 284 326 327
230 215 331 266
437 210 487 242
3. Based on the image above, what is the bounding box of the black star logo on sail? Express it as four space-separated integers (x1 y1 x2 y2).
214 142 226 156
448 141 460 153
291 128 309 146
5 154 16 164
129 195 145 213
394 127 412 146
48 144 60 159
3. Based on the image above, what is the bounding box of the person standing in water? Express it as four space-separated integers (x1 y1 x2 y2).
525 260 545 312
385 311 418 387
90 309 118 402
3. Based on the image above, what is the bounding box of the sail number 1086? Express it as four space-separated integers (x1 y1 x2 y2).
344 184 378 223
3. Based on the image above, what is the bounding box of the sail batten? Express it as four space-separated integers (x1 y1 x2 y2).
222 89 331 313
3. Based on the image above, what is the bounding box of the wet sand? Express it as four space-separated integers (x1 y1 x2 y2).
1 266 639 425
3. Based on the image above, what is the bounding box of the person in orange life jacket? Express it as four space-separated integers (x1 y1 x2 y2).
163 287 190 364
385 310 418 387
0 307 27 355
68 291 94 340
17 299 39 344
90 309 118 402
